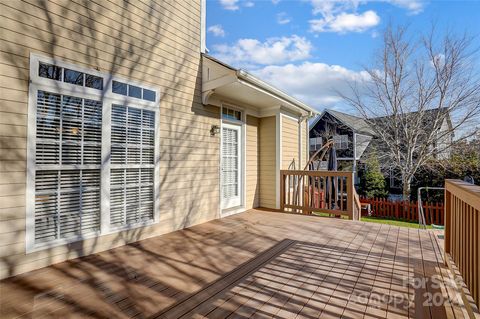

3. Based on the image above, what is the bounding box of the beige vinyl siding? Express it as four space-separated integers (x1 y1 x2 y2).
0 0 223 279
245 115 259 209
258 116 276 209
301 120 309 167
282 116 300 170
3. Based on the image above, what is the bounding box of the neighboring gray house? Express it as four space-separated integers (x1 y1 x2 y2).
309 110 375 179
309 109 453 188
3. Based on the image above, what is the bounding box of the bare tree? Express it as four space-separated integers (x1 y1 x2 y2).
339 24 480 199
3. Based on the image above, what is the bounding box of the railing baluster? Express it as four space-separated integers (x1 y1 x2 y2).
279 170 358 220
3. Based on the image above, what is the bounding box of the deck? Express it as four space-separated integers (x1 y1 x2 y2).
0 209 468 318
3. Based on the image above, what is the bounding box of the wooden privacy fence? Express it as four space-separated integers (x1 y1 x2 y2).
280 170 359 220
444 180 480 316
360 197 444 225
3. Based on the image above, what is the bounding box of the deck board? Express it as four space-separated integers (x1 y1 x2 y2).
0 209 466 318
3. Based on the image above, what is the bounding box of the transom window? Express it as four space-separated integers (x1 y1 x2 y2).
28 54 159 250
222 107 241 121
112 80 156 102
39 62 103 90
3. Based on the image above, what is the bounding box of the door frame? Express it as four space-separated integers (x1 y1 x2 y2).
220 104 246 217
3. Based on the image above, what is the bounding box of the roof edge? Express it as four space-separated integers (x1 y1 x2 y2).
203 54 318 116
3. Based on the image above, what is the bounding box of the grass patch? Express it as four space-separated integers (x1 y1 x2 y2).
311 212 434 229
361 216 433 229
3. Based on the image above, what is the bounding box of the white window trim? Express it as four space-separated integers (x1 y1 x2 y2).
219 103 246 216
26 53 161 252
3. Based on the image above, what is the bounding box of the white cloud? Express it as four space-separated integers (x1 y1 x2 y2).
208 24 226 37
219 0 257 10
307 0 425 33
310 10 380 33
219 0 239 10
430 53 445 68
211 35 313 67
310 0 360 17
388 0 425 15
277 12 291 25
253 62 370 108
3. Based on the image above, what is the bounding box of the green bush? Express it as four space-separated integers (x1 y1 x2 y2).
360 153 389 199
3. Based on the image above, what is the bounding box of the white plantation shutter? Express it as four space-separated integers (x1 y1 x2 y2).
110 105 155 226
222 127 239 199
34 91 102 243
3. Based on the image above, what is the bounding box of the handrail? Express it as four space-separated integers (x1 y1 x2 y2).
280 170 358 220
353 189 361 221
444 179 480 316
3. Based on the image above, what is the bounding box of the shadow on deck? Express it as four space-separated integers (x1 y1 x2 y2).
0 209 467 318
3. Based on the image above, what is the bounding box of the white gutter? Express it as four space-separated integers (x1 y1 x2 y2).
236 69 317 117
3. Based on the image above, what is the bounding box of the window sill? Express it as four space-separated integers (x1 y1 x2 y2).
26 219 158 254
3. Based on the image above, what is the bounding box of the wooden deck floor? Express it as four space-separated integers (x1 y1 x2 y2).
0 209 467 318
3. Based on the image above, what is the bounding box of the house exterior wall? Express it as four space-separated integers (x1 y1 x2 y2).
0 0 222 279
281 116 300 170
245 115 259 209
258 116 276 209
435 118 453 159
309 113 355 159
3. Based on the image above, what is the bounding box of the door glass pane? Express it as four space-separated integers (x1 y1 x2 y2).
222 127 239 199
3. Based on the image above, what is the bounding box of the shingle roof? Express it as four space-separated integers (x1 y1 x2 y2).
312 108 452 137
324 109 376 136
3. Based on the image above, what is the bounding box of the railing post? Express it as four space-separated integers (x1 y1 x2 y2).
444 187 451 256
346 172 354 220
280 171 285 213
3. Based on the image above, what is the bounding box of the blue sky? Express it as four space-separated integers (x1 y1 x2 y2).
206 0 480 113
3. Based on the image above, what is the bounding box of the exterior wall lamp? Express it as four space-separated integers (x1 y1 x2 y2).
210 125 220 136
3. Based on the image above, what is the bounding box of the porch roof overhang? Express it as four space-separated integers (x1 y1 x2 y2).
202 54 318 118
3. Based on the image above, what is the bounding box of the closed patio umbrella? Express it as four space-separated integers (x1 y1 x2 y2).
326 144 338 209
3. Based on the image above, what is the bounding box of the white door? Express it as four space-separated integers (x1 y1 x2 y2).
221 123 242 210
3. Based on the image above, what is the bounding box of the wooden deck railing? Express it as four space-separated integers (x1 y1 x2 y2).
280 170 359 220
444 179 480 316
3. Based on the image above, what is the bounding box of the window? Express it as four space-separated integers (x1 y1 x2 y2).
112 80 157 102
34 91 102 243
309 137 323 151
110 105 155 226
334 135 349 150
222 107 241 121
39 63 61 81
28 55 158 250
38 62 103 90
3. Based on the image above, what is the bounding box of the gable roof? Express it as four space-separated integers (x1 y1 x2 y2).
311 109 376 136
311 108 453 137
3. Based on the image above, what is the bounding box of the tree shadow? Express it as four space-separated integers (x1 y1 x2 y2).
0 0 232 317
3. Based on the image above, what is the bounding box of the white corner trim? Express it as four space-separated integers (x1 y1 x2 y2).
242 110 247 210
200 0 207 53
298 119 303 168
275 112 282 210
305 119 310 166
